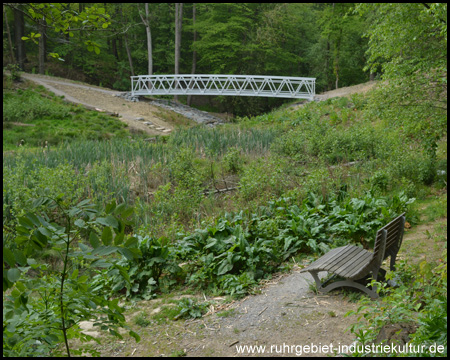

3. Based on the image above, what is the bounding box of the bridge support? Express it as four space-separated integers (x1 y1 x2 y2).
131 74 315 100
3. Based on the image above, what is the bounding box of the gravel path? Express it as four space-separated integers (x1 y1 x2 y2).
175 267 361 357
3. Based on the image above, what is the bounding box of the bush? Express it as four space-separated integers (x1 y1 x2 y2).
239 157 291 201
346 254 447 356
111 235 182 300
3 159 87 230
390 151 437 186
223 147 243 174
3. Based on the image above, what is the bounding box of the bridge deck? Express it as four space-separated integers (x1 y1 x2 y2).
131 74 315 100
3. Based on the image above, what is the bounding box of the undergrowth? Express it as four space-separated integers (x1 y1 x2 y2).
3 75 447 357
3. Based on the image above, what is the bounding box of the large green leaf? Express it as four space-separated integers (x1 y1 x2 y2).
7 268 21 282
101 227 112 246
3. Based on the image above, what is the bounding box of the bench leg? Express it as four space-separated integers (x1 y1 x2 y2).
309 271 379 300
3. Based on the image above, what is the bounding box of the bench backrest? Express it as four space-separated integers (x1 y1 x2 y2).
371 213 406 269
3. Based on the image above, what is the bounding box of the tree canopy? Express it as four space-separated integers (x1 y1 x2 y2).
3 3 447 118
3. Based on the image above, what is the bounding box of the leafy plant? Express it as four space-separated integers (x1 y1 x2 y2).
345 253 447 356
3 196 141 357
173 298 209 320
114 235 182 300
223 147 243 174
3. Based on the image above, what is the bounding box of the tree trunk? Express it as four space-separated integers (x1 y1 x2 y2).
174 3 183 102
121 5 134 77
4 5 15 64
13 6 26 70
187 3 197 107
144 3 153 76
325 38 331 91
138 3 153 89
334 27 342 90
124 33 134 76
38 17 46 74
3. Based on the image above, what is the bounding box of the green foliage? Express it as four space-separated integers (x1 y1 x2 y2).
92 190 405 301
2 86 129 150
173 298 209 320
239 156 290 201
193 3 254 74
223 147 243 174
312 3 368 91
172 193 413 296
23 3 111 59
3 88 69 123
3 197 140 356
356 3 447 158
272 120 381 165
346 253 447 356
114 235 181 300
326 191 415 248
3 159 88 231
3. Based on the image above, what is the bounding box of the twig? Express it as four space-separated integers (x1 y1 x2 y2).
258 306 268 316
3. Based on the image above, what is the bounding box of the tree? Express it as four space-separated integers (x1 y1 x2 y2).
3 5 15 64
174 3 183 102
122 5 135 76
38 17 46 74
193 3 253 74
311 3 368 91
187 3 197 106
13 5 27 70
7 3 111 73
139 3 153 76
356 3 447 157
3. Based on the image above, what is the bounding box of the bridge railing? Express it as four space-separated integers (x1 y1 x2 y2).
131 74 315 100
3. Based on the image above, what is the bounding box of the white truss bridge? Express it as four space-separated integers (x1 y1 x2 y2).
131 74 315 100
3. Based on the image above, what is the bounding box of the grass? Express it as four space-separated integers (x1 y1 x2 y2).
2 80 134 151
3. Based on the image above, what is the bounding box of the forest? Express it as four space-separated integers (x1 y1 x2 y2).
2 3 448 357
4 3 371 115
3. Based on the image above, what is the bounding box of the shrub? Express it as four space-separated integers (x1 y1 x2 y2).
346 254 447 356
390 151 436 186
111 235 182 300
3 159 88 232
239 156 291 201
223 147 244 174
3 197 141 357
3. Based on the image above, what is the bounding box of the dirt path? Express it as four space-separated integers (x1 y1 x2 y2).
177 270 361 357
19 73 181 136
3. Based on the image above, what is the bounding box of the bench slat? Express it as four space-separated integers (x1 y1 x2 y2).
300 213 406 299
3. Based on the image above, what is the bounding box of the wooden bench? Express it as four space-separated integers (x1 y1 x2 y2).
300 213 406 299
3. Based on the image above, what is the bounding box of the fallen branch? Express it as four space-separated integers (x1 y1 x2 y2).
203 186 240 196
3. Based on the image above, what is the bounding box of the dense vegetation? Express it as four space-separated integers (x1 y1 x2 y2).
3 2 447 357
4 3 369 115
